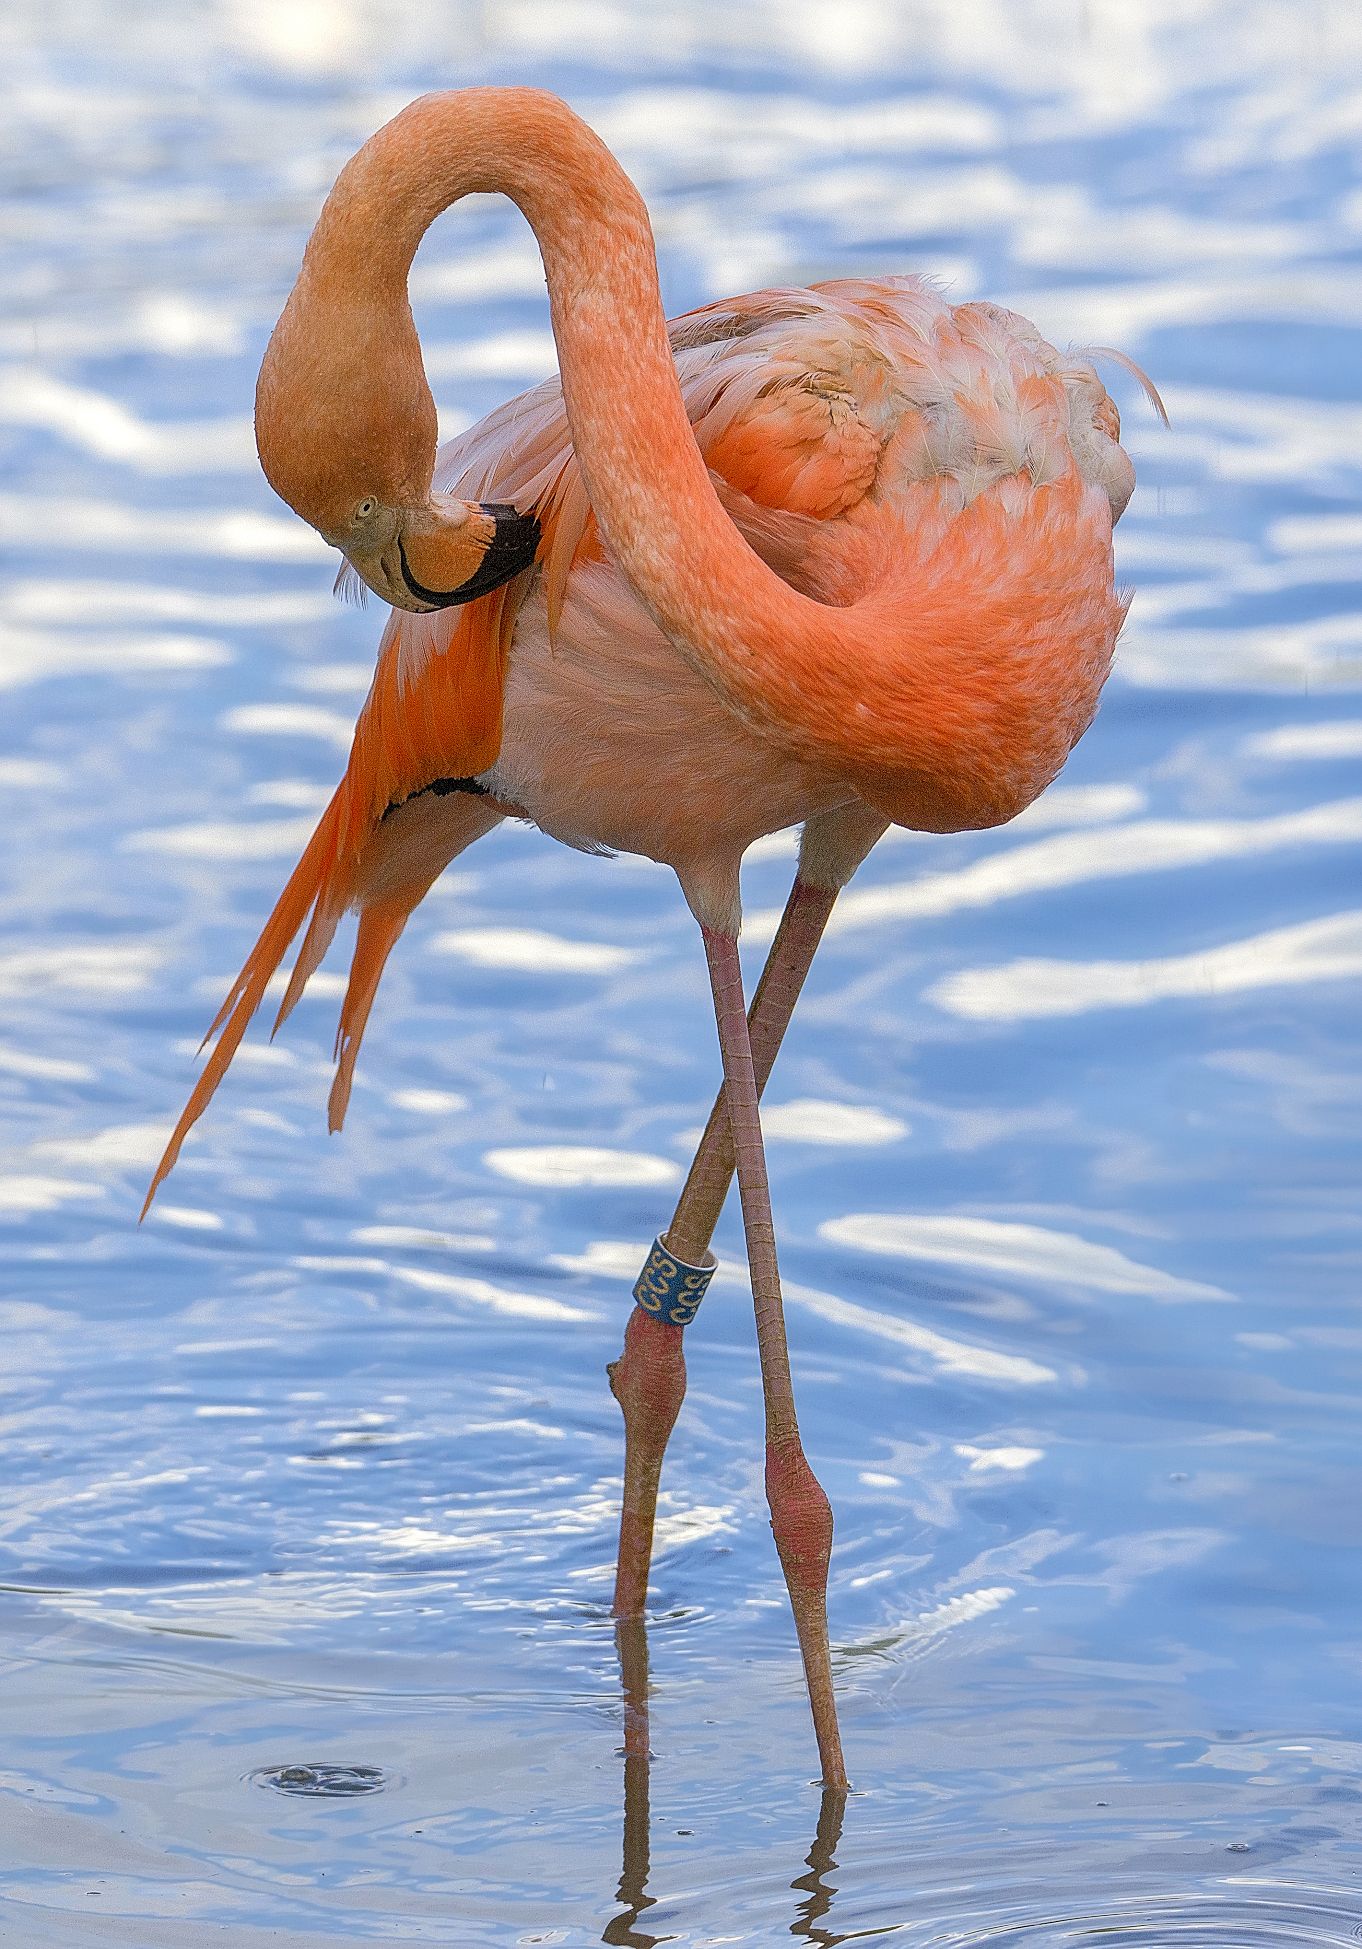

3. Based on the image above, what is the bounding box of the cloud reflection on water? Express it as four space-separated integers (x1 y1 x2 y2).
809 798 1362 939
933 908 1362 1022
820 1212 1226 1302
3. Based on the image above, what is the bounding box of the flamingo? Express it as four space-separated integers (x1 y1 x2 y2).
144 87 1152 1790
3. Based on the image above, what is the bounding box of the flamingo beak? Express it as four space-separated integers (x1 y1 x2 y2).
346 501 541 613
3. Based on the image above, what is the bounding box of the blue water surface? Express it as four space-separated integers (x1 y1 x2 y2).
2 2 1361 1942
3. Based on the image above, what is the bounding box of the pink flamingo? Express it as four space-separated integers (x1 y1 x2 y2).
146 88 1151 1789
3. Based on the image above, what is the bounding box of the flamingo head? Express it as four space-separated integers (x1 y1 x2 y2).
317 491 541 614
253 275 540 613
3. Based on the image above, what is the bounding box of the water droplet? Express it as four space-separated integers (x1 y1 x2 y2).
250 1762 389 1798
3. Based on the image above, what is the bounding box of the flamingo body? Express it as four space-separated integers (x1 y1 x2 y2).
144 90 1154 1786
148 274 1135 1191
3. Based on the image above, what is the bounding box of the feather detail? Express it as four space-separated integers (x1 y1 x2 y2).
273 882 345 1035
328 899 410 1132
1082 345 1171 428
142 793 345 1214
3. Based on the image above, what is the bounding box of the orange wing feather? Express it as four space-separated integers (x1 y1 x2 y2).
142 582 523 1210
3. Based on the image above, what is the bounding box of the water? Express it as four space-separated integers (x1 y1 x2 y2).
2 1 1361 1940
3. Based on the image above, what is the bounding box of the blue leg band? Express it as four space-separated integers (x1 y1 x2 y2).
632 1236 717 1326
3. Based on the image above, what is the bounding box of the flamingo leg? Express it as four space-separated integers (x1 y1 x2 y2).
608 1306 689 1623
668 874 841 1262
607 874 835 1622
702 920 847 1789
608 805 885 1627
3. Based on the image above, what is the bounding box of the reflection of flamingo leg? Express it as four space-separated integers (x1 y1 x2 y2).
610 806 885 1626
791 1786 849 1944
607 1610 851 1948
605 1616 660 1948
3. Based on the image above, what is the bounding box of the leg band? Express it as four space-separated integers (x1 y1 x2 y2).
632 1236 717 1326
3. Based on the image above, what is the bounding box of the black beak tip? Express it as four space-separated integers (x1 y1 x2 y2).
399 503 542 609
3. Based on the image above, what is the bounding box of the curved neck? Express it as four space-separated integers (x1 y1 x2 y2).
300 89 758 639
280 89 1121 833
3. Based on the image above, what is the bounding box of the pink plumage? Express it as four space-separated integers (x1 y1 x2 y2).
147 89 1151 1788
